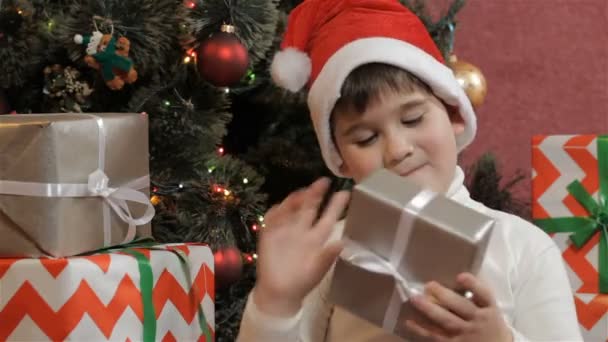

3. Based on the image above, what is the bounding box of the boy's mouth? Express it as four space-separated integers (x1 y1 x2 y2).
396 163 426 177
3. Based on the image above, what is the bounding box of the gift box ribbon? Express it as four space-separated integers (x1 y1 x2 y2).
0 114 155 246
340 188 437 331
85 239 213 342
534 135 608 293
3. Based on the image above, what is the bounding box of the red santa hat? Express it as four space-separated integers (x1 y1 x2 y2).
271 0 476 177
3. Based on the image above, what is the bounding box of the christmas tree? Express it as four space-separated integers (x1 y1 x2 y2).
0 0 521 339
1 0 277 339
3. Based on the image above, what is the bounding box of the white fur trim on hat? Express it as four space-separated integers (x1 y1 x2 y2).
308 37 477 177
271 47 312 92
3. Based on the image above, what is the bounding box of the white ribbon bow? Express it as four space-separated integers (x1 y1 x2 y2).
0 169 155 246
87 169 155 244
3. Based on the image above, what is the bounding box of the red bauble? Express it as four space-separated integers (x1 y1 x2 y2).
197 24 249 87
214 246 244 288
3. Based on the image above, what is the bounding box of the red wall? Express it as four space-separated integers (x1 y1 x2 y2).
431 0 608 200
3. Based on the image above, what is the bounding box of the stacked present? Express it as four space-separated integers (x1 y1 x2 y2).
532 134 608 341
0 113 215 341
329 168 495 339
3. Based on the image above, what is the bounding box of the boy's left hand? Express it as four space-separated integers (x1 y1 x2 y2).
402 273 513 342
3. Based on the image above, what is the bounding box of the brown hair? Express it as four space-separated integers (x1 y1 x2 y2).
330 63 435 142
333 63 433 116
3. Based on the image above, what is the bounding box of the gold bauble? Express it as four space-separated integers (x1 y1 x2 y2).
449 54 487 109
150 195 162 206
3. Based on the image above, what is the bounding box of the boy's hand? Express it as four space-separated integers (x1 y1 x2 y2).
402 273 513 342
253 178 350 317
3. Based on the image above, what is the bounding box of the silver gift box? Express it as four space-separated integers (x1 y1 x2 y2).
329 168 494 338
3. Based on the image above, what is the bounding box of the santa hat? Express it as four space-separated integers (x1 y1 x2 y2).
74 31 103 56
271 0 476 177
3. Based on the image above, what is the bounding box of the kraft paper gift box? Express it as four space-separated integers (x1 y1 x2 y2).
0 113 154 257
329 168 494 338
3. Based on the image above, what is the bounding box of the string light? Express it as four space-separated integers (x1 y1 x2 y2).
258 215 264 223
244 254 254 263
223 189 231 196
150 195 161 205
47 20 55 31
243 178 249 184
224 88 230 94
184 0 196 9
251 224 259 232
183 55 192 64
252 253 258 260
246 70 256 85
163 100 171 107
218 147 224 155
208 167 215 173
178 183 184 189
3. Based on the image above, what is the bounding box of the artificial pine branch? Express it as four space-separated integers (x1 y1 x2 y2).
467 153 529 219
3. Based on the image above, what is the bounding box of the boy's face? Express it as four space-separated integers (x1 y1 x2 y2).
333 89 465 193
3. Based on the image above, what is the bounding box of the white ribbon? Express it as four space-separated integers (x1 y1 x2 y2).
0 169 155 246
340 188 437 332
0 114 154 246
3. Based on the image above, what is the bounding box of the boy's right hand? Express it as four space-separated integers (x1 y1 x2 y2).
253 178 351 317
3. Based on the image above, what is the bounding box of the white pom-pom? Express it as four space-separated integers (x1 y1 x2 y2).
270 48 311 92
74 34 83 44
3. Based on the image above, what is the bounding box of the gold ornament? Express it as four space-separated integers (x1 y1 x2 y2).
150 195 162 206
449 54 487 109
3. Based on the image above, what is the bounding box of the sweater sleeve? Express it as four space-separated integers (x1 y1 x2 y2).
236 266 335 341
510 241 583 341
236 222 346 341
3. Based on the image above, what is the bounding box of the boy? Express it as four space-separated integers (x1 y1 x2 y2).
238 0 582 341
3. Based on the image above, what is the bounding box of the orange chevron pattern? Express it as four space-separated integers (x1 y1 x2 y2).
0 244 214 341
563 135 599 217
532 135 560 219
532 135 606 338
0 277 143 340
153 265 213 322
575 294 608 331
563 233 601 293
159 329 215 342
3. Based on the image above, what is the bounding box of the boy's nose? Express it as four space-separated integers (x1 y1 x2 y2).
384 136 414 168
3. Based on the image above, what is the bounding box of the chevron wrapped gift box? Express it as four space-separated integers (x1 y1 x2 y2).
0 243 215 341
532 135 608 341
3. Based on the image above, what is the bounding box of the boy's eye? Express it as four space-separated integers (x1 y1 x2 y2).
355 134 377 147
402 114 424 126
